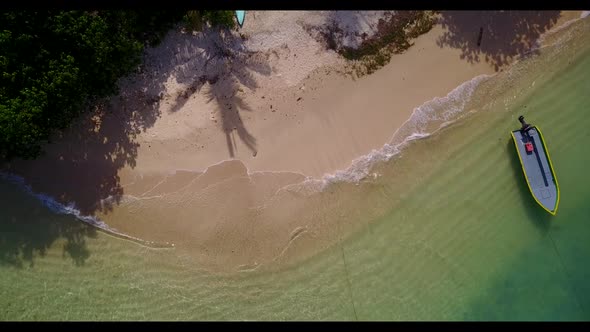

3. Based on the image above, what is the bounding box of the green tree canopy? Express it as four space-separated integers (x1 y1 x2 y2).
0 10 193 160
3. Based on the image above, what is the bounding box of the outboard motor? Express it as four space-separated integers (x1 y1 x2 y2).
518 115 532 132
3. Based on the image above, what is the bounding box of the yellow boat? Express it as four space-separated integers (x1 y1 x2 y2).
511 116 560 215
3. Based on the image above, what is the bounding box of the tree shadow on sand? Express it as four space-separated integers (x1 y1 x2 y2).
2 25 270 219
304 11 394 52
3 86 160 216
436 11 562 71
161 27 271 157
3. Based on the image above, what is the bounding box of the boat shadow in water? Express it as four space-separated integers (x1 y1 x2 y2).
506 138 551 233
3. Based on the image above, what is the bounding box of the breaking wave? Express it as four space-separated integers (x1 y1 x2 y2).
296 74 492 191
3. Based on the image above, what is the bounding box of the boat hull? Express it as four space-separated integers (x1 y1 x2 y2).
511 126 560 215
235 11 245 27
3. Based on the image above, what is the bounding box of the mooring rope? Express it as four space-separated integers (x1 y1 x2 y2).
547 230 586 315
335 214 359 321
340 244 359 321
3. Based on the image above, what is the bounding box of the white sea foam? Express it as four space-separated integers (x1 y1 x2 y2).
293 74 492 191
3 11 578 230
0 172 108 227
310 12 587 192
533 13 587 51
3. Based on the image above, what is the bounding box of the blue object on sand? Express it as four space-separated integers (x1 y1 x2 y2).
235 11 245 27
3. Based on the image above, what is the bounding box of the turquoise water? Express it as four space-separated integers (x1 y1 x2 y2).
1 17 589 321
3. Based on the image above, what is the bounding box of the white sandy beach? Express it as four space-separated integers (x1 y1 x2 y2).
5 11 582 272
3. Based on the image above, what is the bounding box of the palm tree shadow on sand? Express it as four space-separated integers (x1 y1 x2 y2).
164 27 270 157
436 11 562 71
207 76 258 158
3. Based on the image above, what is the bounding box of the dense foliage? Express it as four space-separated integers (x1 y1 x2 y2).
321 11 438 77
0 10 234 160
184 10 236 31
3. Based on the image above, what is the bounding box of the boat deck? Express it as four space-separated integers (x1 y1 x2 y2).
511 126 559 214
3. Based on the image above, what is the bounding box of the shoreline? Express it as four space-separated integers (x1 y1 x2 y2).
118 23 496 179
3 11 584 272
117 11 582 180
